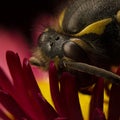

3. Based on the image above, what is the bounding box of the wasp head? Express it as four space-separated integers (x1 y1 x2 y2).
30 28 89 70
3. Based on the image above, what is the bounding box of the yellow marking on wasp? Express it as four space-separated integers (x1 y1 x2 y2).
116 10 120 23
59 8 66 30
44 28 49 32
70 38 94 51
74 18 112 36
53 56 60 70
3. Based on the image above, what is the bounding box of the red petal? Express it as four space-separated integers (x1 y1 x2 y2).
6 51 46 120
6 51 26 93
0 90 29 119
55 117 68 120
0 109 11 120
23 59 58 119
23 58 42 94
90 78 105 120
49 61 67 117
108 66 120 120
0 67 14 96
108 84 120 120
60 72 83 120
92 108 106 120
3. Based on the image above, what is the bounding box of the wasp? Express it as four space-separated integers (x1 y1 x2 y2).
30 0 120 90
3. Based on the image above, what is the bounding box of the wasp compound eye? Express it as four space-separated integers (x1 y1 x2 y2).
38 29 69 58
63 41 88 62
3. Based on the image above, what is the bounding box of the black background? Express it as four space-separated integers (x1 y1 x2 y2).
0 0 66 43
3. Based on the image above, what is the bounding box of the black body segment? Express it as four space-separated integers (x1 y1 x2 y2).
62 0 120 34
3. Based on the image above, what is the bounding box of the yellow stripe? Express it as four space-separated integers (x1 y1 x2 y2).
74 18 112 36
59 8 66 30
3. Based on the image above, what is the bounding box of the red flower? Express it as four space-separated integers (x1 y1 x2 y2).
0 51 57 120
0 51 120 120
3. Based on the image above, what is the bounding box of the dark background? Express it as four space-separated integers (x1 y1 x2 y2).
0 1 66 44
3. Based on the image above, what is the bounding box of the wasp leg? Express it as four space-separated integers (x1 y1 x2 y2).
63 60 120 85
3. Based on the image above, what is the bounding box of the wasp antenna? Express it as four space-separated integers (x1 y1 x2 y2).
63 60 120 85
